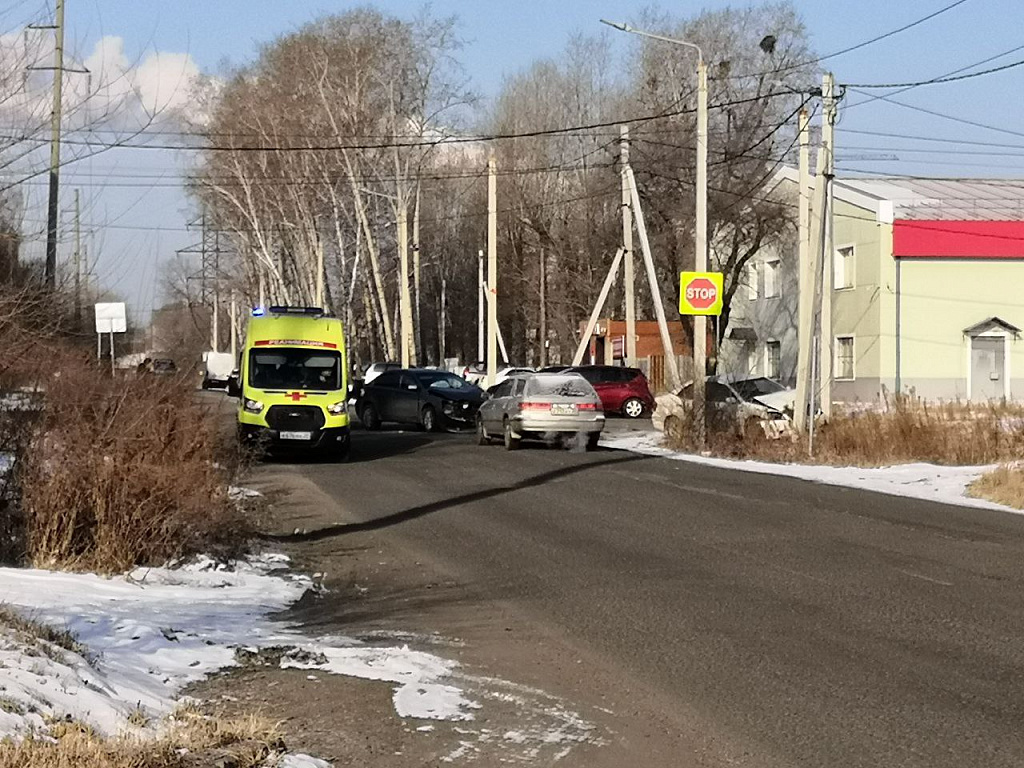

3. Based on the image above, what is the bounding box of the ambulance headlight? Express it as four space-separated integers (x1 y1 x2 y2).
244 399 264 414
327 401 346 415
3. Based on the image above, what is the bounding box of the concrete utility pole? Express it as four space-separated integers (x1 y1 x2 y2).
439 276 447 362
477 250 485 362
397 201 413 368
211 230 220 352
43 0 65 289
626 167 682 391
794 108 813 433
73 188 81 328
486 155 498 388
808 73 837 454
694 55 709 445
620 126 637 367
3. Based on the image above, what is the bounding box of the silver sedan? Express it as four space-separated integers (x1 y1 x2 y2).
476 372 605 451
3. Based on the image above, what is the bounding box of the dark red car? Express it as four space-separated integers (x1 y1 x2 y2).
564 366 655 418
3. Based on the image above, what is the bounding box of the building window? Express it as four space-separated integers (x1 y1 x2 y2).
765 340 781 379
836 336 855 380
747 262 758 300
764 259 780 298
834 245 854 290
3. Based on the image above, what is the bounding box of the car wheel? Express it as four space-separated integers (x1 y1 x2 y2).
476 415 490 446
622 397 645 419
586 433 601 452
664 415 685 442
503 418 521 451
421 405 438 433
360 403 381 431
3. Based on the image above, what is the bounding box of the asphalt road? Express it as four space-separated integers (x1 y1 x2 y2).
285 425 1024 767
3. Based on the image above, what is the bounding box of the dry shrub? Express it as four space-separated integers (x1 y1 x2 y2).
665 395 1024 467
0 711 281 768
0 604 85 658
17 354 253 573
969 464 1024 509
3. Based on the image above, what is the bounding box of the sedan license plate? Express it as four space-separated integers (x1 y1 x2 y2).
279 431 312 441
551 404 577 416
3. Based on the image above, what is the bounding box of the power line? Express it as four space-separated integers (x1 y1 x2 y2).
725 0 971 80
0 92 800 154
842 56 1024 89
838 127 1024 151
847 88 1024 141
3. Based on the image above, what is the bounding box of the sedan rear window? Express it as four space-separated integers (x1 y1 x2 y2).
526 375 595 398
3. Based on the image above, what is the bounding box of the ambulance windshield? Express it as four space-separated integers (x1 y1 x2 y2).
249 349 342 390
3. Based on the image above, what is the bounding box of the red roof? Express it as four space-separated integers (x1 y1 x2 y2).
893 220 1024 259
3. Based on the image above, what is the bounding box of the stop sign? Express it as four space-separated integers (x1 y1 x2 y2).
685 277 718 310
678 271 724 316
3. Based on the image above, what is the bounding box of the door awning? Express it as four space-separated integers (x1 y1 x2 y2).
963 316 1021 337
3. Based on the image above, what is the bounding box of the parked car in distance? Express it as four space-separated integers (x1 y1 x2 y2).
360 369 486 432
653 376 795 440
476 372 605 451
562 365 654 419
151 358 178 376
363 361 401 384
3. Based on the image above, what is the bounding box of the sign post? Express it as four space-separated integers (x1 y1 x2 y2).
679 272 724 445
95 302 127 375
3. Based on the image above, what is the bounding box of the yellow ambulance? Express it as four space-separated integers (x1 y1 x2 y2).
231 306 350 460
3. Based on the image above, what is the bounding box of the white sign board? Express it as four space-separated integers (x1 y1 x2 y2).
94 302 127 334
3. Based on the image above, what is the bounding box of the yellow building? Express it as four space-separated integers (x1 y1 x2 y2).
780 171 1024 403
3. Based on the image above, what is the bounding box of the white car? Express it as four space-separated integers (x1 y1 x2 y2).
363 362 401 384
462 363 532 387
653 376 796 441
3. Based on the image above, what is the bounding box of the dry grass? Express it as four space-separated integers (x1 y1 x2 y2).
0 604 85 660
15 355 254 574
969 464 1024 509
0 710 282 768
666 395 1024 467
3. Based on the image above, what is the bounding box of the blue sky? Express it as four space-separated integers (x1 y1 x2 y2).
13 0 1024 321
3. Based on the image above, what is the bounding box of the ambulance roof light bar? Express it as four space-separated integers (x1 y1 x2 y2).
265 306 324 316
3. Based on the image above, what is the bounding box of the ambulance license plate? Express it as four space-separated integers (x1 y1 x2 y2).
280 431 312 441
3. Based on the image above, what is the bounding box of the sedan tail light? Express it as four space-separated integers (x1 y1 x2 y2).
578 402 601 411
520 402 552 411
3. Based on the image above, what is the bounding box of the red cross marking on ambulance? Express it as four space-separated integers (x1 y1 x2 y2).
286 392 307 402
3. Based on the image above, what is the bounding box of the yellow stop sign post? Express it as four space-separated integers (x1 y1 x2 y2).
679 271 724 316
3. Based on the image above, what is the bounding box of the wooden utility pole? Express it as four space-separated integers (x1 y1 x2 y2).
794 108 813 432
620 126 636 367
230 291 238 360
397 202 413 367
477 250 484 362
538 247 547 367
413 183 422 364
73 189 81 328
43 0 65 289
486 155 498 388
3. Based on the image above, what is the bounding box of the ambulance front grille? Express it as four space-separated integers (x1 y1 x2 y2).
265 405 325 432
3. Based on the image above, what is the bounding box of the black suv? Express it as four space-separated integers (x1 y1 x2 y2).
359 369 486 432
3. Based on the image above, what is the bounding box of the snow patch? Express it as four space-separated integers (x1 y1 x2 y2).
602 431 1020 514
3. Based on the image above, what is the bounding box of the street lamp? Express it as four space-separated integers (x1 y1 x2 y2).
601 19 708 443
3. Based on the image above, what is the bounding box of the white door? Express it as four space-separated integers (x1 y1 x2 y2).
970 336 1006 401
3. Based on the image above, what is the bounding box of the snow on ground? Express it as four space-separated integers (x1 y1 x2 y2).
601 430 1021 514
0 552 597 763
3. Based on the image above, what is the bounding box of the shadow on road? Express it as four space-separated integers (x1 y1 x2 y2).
263 452 649 543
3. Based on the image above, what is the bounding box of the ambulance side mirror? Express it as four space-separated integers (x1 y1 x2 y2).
227 372 241 398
